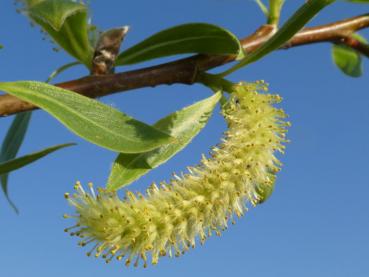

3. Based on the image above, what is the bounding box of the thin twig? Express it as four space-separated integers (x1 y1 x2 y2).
0 13 368 117
336 36 369 58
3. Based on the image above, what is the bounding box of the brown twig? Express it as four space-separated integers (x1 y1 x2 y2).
1 13 368 117
336 36 369 58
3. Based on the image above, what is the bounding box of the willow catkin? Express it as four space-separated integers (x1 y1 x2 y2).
64 82 289 267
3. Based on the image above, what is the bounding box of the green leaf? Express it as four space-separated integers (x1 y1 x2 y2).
27 0 85 31
221 0 336 76
27 0 93 67
0 112 32 212
255 182 275 204
46 61 81 83
332 46 362 77
344 0 369 3
19 0 45 7
0 143 75 176
116 23 242 66
87 24 101 49
0 143 75 212
0 81 174 154
107 92 222 191
254 0 269 17
332 34 367 77
0 44 3 49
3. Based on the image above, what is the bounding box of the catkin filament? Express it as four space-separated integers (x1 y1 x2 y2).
64 82 289 267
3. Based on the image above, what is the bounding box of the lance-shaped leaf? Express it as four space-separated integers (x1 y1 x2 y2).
254 0 269 17
0 81 174 153
332 34 367 77
18 0 45 7
0 143 75 175
116 23 242 66
27 0 93 67
345 0 369 3
0 112 32 212
46 61 81 83
107 92 221 191
221 0 336 76
0 143 75 212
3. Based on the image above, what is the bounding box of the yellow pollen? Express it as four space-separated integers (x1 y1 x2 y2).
64 81 289 267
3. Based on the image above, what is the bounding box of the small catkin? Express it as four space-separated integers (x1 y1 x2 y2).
64 82 289 267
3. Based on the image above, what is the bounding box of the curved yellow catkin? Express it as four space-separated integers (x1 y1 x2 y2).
64 81 289 267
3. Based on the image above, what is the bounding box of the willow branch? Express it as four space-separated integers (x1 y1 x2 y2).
336 36 369 58
1 13 369 117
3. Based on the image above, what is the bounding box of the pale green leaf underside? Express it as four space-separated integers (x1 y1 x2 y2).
332 45 363 77
27 0 86 31
107 92 222 191
332 34 367 77
0 81 174 154
27 0 93 67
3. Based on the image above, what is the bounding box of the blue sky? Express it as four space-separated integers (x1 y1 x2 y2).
1 1 368 276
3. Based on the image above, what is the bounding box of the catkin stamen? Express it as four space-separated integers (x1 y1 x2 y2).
65 82 289 267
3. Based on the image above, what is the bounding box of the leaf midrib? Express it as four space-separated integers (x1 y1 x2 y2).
121 35 237 62
9 86 159 147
